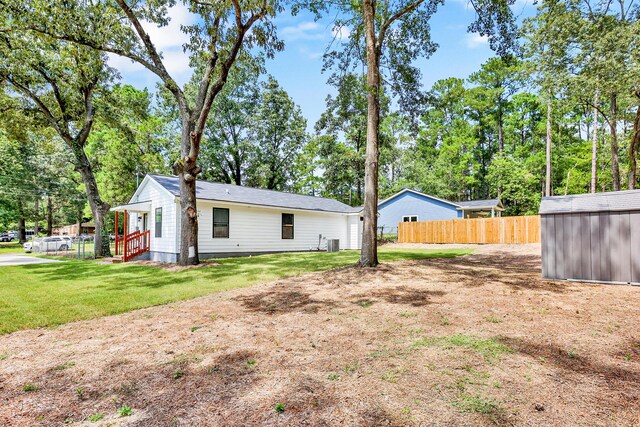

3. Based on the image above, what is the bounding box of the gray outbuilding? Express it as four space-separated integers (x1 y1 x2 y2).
539 190 640 285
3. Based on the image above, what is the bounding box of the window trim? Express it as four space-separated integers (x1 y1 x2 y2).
282 213 294 240
212 207 230 239
402 215 419 222
155 207 162 238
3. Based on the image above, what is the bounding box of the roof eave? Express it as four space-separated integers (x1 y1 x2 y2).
457 206 504 211
174 196 356 215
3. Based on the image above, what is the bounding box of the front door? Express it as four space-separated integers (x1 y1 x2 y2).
142 213 148 231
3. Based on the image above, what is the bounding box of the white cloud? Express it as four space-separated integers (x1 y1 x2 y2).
280 21 325 41
107 3 197 87
465 33 489 49
331 25 351 41
141 3 197 50
298 46 323 61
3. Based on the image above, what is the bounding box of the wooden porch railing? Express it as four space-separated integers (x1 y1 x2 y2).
115 229 150 262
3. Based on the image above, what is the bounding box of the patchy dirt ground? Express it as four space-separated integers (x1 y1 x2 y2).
1 244 639 427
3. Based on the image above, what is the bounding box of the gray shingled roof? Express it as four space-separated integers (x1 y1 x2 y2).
149 175 361 214
457 199 502 209
539 190 640 214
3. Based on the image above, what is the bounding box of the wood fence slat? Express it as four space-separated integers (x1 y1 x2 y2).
397 215 541 244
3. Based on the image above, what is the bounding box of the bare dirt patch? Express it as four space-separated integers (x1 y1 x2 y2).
1 244 639 426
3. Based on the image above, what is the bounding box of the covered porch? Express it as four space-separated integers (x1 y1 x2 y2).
110 201 152 262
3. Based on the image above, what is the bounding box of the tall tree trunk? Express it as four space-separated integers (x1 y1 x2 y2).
591 93 599 193
497 109 503 198
630 94 640 189
358 0 380 267
46 195 53 236
234 156 242 186
17 200 26 242
177 116 200 265
545 99 552 197
72 142 111 257
610 92 621 191
33 197 39 236
497 109 504 153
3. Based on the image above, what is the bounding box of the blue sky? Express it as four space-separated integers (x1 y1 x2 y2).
112 0 536 128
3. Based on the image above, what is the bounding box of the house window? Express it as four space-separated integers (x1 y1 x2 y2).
282 213 294 239
213 208 230 238
402 215 418 222
155 207 162 238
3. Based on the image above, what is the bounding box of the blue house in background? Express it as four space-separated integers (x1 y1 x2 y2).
378 189 503 234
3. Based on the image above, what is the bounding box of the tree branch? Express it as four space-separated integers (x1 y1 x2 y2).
193 15 221 118
192 0 269 157
76 82 97 147
113 0 189 114
377 0 424 53
5 76 71 141
33 66 70 124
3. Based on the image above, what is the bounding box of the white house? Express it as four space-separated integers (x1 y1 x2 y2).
110 174 363 262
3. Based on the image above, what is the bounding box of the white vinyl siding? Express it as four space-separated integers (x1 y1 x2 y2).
129 178 178 254
196 201 350 254
347 214 363 250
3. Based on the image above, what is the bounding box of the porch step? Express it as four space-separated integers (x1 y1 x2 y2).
110 255 124 263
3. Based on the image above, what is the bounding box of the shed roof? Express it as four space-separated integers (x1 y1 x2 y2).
457 199 503 210
539 189 640 214
148 174 361 214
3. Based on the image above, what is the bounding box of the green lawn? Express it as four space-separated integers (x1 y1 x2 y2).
0 242 22 254
0 248 470 334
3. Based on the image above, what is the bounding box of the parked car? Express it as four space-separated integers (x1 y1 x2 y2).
24 237 73 253
0 233 14 242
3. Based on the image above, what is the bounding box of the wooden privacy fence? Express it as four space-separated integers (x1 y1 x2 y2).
398 215 541 244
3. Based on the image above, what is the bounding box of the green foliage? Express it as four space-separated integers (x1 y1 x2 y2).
117 405 133 417
22 383 38 392
453 393 503 415
246 77 308 191
274 403 285 413
199 63 261 186
87 413 104 422
413 334 512 361
87 84 172 205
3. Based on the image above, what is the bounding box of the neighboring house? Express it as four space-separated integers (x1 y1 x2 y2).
110 174 363 263
52 222 96 236
378 189 504 233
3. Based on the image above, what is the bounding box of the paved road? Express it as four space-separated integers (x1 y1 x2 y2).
0 254 62 266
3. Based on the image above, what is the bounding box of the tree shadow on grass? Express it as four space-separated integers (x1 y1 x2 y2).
236 289 336 314
371 286 446 306
21 249 471 293
21 261 192 290
501 336 640 388
19 345 409 427
419 253 574 294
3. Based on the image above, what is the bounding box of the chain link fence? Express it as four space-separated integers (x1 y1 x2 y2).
377 226 398 242
29 236 96 259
